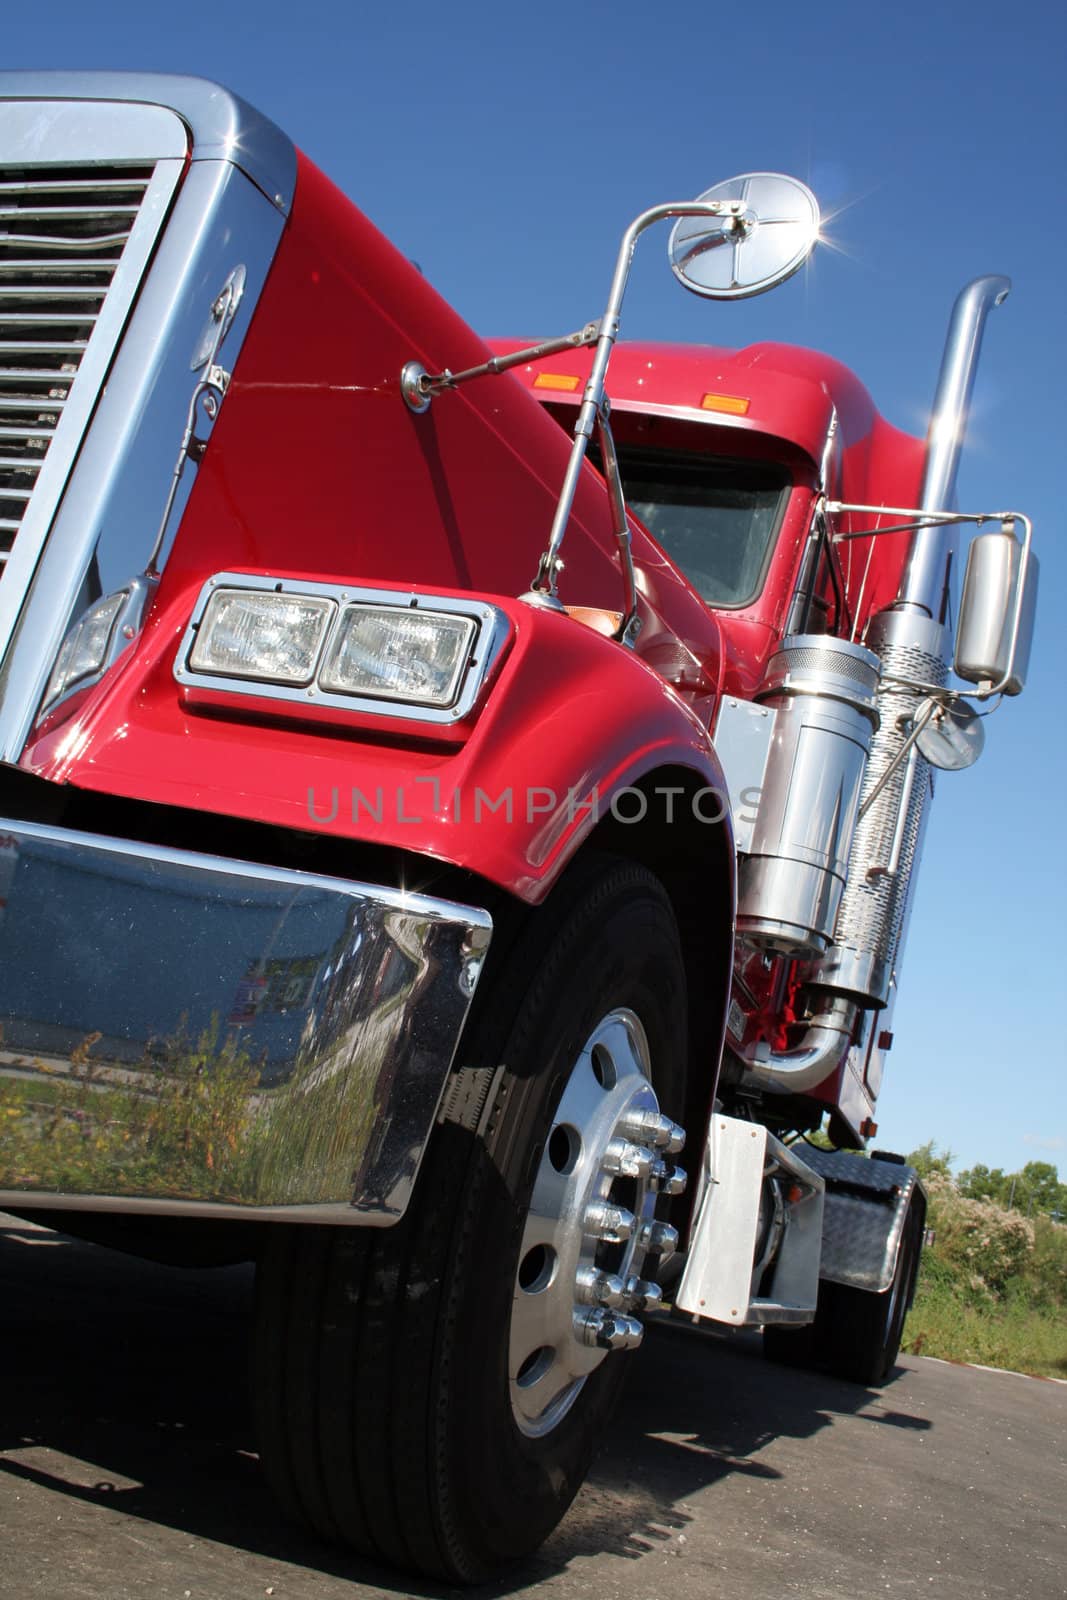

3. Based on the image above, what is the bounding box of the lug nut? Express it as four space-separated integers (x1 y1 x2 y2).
574 1308 608 1347
650 1159 687 1196
598 1312 644 1351
575 1266 627 1308
638 1219 679 1260
617 1109 686 1154
602 1137 655 1180
623 1275 663 1312
574 1308 644 1351
583 1200 636 1244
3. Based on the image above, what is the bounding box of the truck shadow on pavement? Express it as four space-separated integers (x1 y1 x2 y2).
0 1216 930 1597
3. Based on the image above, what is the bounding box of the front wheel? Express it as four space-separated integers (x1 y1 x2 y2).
252 859 688 1581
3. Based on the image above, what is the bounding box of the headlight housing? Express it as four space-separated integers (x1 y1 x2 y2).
175 575 508 725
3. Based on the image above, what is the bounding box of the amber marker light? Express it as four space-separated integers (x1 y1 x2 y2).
700 392 750 415
533 372 581 392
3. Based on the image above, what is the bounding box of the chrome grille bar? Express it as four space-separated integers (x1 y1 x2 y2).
0 162 153 564
0 176 149 192
0 258 123 271
0 285 108 297
0 235 136 252
0 204 142 219
0 340 87 351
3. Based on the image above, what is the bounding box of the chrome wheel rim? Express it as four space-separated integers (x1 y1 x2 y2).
508 1008 685 1439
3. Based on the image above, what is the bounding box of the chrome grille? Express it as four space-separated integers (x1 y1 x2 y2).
0 165 154 565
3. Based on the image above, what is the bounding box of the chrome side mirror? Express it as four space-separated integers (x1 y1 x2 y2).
914 697 985 771
668 174 819 301
526 176 821 623
955 518 1038 697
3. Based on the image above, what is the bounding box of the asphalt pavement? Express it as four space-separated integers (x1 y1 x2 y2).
1 1213 1063 1600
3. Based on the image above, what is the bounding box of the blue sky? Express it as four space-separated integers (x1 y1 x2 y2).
6 0 1065 1173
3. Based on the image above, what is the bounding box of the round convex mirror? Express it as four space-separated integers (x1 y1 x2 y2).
668 174 819 300
914 698 986 772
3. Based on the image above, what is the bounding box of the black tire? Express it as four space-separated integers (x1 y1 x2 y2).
252 857 687 1581
763 1192 924 1386
761 1314 824 1372
827 1192 925 1385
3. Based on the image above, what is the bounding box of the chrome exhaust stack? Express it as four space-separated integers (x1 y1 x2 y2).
743 277 1011 1087
814 275 1011 1010
898 275 1012 621
819 268 1011 1004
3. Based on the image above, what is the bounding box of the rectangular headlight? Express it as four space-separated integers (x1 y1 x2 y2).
319 605 476 708
189 589 335 684
175 576 508 726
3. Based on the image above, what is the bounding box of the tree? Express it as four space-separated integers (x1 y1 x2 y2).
957 1159 1067 1218
1013 1162 1067 1218
906 1141 956 1179
957 1163 1009 1203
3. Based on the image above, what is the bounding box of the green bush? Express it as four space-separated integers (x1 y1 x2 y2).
922 1172 1034 1300
1028 1215 1067 1307
901 1162 1067 1378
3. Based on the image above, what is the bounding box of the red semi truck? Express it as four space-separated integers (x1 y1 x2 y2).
0 74 1036 1580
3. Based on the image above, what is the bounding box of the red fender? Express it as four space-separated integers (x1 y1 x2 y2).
24 579 732 904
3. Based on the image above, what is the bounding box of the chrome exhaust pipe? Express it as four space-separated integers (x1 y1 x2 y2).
809 275 1012 1013
897 274 1011 620
739 995 858 1094
742 276 1012 1090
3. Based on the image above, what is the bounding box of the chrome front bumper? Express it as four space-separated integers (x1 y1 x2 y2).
0 819 491 1224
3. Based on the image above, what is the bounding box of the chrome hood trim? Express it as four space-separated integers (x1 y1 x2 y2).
0 71 296 214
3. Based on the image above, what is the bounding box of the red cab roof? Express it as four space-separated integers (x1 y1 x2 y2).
489 338 920 470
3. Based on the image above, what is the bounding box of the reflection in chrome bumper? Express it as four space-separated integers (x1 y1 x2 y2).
0 819 491 1224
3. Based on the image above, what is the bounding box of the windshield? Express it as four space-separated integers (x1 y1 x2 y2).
613 447 790 608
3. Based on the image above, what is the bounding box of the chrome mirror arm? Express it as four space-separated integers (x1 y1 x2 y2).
522 199 744 612
401 322 602 413
828 504 1033 702
856 697 939 821
593 400 640 645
